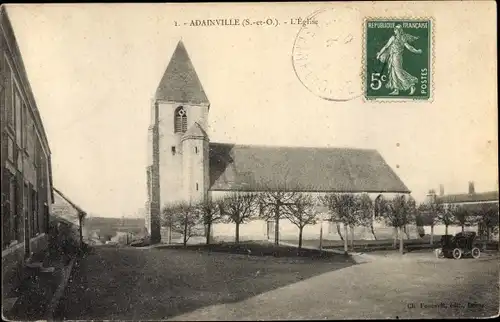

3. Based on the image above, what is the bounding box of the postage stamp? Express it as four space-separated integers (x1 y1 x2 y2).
364 18 433 101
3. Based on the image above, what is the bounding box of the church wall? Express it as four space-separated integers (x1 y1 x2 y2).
210 219 423 242
182 138 209 203
208 190 419 242
146 128 153 167
157 102 184 207
209 220 475 242
203 140 210 200
208 217 483 243
146 100 156 168
156 101 209 208
184 104 209 131
212 221 268 242
181 139 192 203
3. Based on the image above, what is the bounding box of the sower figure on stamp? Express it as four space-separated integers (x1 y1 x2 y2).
376 24 422 95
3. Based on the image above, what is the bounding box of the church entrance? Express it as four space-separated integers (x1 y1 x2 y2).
267 220 275 240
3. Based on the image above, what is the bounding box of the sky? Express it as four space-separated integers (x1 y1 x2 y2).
5 2 498 218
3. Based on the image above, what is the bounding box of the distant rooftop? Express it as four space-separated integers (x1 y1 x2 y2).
437 191 499 204
431 181 498 204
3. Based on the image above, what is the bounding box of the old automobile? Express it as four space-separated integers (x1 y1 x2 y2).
435 231 482 259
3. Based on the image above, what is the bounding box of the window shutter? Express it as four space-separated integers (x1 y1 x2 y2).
14 88 22 145
182 116 187 132
29 124 35 157
5 64 14 128
174 106 188 133
23 103 28 149
175 115 182 133
7 136 14 163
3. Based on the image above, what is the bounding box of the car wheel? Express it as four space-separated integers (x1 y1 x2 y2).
452 248 462 259
471 247 481 259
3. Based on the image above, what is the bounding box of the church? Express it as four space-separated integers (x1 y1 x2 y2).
145 40 411 244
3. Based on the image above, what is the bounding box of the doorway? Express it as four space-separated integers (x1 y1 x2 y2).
267 220 275 239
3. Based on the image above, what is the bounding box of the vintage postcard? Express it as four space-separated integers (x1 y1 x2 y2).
1 2 498 321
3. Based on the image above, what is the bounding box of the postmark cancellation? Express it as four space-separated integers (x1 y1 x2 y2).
291 10 434 103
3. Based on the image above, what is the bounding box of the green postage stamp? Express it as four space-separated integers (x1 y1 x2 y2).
364 19 433 100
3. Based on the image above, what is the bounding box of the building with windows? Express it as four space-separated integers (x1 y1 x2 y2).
1 7 54 296
145 40 411 244
425 182 499 238
436 182 498 208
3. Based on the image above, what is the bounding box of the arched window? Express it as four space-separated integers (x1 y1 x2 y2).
174 106 187 133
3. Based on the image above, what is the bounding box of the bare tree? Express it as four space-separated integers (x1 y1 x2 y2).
334 221 344 241
196 198 225 245
221 193 258 244
375 195 399 246
283 193 318 249
320 193 358 254
475 203 499 241
161 205 175 244
438 205 455 236
259 190 297 246
418 198 444 245
414 211 425 238
380 194 415 254
407 197 418 239
162 202 200 247
356 193 376 240
449 204 471 232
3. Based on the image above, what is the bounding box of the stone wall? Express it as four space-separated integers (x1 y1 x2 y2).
210 219 422 242
2 234 48 298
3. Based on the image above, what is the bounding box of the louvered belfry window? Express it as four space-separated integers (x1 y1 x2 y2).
174 106 187 133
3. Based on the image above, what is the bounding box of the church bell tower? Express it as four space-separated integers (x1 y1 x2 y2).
146 40 210 243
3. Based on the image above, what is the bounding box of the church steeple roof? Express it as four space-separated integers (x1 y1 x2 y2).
182 122 209 141
155 40 210 105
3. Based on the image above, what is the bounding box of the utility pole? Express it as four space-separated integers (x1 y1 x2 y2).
275 202 280 246
319 216 323 251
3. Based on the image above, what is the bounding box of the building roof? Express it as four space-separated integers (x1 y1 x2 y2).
208 143 410 193
155 40 210 105
49 214 78 228
52 189 81 226
182 122 209 141
437 191 499 204
53 188 86 218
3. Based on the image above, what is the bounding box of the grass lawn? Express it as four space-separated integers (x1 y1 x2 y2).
55 244 355 320
171 250 500 320
157 240 348 260
54 244 499 320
